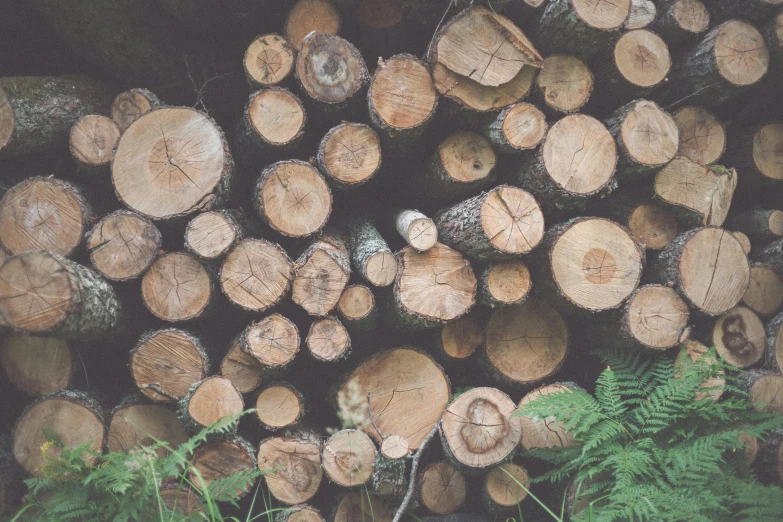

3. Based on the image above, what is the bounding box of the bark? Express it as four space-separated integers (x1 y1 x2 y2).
111 88 161 132
480 102 546 154
763 11 783 77
107 395 187 453
178 376 244 432
624 0 656 30
652 0 710 46
254 382 305 430
392 208 438 252
317 123 382 189
0 435 23 519
343 214 396 287
0 333 74 397
244 33 296 90
710 0 783 25
742 262 783 317
478 260 532 308
728 209 783 242
232 88 306 163
292 228 351 316
756 428 783 484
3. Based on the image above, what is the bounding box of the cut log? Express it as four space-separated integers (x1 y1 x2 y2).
728 209 783 242
234 88 306 162
710 0 783 25
276 505 325 522
322 429 377 487
653 158 737 228
87 210 162 281
141 252 214 322
371 435 408 497
292 230 351 316
481 102 546 154
180 376 244 431
766 310 783 373
436 316 483 360
650 226 750 316
343 214 396 287
482 462 529 514
482 298 569 387
244 34 296 89
440 387 522 473
732 231 752 255
534 55 594 115
393 209 438 252
255 383 305 430
296 32 369 111
592 195 678 251
219 238 293 312
418 461 467 515
107 399 187 453
333 491 393 522
13 391 105 477
534 0 631 60
604 99 678 178
255 160 333 238
756 429 783 484
189 437 257 498
478 260 532 308
531 218 644 314
652 0 710 45
340 347 450 449
285 0 342 50
739 370 783 414
158 483 205 517
368 54 437 156
672 106 726 166
257 434 323 505
743 263 783 317
220 337 264 394
517 383 579 450
241 314 300 368
589 285 690 352
0 75 111 157
624 0 657 30
0 176 92 257
337 284 376 331
317 123 382 189
69 114 120 174
388 243 477 329
662 20 769 108
0 251 123 339
307 316 351 362
112 107 234 221
755 238 783 276
711 305 766 368
674 340 726 401
130 329 209 402
111 88 161 132
726 122 783 185
185 210 245 263
435 185 544 261
512 114 617 214
0 333 73 396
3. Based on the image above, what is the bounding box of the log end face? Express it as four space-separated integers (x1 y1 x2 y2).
614 30 671 88
371 55 437 130
245 314 300 367
221 339 264 393
482 186 544 255
573 0 631 31
380 434 409 459
321 123 381 186
620 100 679 167
440 131 496 183
673 106 726 166
111 89 156 131
750 374 783 414
70 114 120 166
502 103 547 150
108 403 187 454
673 0 710 34
293 248 350 316
245 34 295 87
769 210 783 236
536 54 593 114
485 462 528 507
190 439 256 496
486 261 531 305
322 429 376 486
440 316 483 359
752 123 783 181
255 384 303 429
259 161 332 237
188 377 244 428
365 251 396 287
306 316 350 361
296 33 367 104
742 264 783 316
406 217 438 251
420 461 467 515
712 306 766 368
185 211 237 260
141 252 211 322
132 329 208 402
285 0 341 50
257 436 322 505
88 211 161 281
248 88 305 145
220 239 292 312
337 284 374 321
715 21 769 87
517 384 578 450
627 285 689 350
628 204 678 250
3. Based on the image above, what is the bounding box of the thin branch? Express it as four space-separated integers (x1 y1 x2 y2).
392 421 440 522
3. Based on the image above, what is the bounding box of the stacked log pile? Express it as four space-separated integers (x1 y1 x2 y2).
2 0 783 519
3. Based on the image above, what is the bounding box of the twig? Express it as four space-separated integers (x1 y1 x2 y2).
392 421 440 522
184 55 233 113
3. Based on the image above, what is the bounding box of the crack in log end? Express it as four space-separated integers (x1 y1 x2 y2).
581 248 618 285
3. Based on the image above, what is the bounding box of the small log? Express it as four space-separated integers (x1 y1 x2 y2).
480 102 546 154
333 491 393 522
436 316 483 360
233 88 306 163
711 306 766 368
739 369 783 414
481 462 529 515
624 0 657 30
141 252 214 322
241 314 300 368
650 226 750 316
732 231 752 255
276 505 325 522
672 106 726 166
592 195 678 251
255 383 305 430
726 122 783 185
742 263 783 317
674 340 726 401
478 260 532 308
185 210 245 263
285 0 342 50
440 387 522 473
87 210 162 281
517 383 579 450
244 34 296 89
534 0 631 60
130 329 209 402
0 251 123 340
728 209 783 242
296 32 369 111
652 0 710 45
111 88 161 132
220 337 264 394
340 347 450 449
107 398 187 453
180 376 244 431
372 435 409 498
13 391 105 477
435 185 544 261
322 429 377 487
0 75 111 157
418 461 467 515
0 333 73 396
337 284 377 331
534 55 594 115
343 214 396 287
756 429 783 484
317 123 382 189
0 176 92 257
69 114 120 174
219 238 293 313
306 316 351 362
604 99 679 178
482 298 569 387
512 114 617 214
292 229 351 316
653 158 737 228
419 131 496 204
189 437 257 498
257 434 323 505
255 160 333 238
393 209 438 252
766 310 783 373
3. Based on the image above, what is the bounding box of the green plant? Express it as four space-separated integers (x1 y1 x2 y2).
513 346 783 522
9 410 280 522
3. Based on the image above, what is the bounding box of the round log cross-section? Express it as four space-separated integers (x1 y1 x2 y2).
317 123 381 188
69 114 120 172
711 306 766 368
141 252 213 322
255 383 304 430
183 376 244 429
108 402 187 454
437 316 483 360
257 435 323 505
306 316 351 362
418 461 467 515
219 239 292 312
296 32 368 110
241 314 300 368
0 333 73 396
517 384 579 450
111 88 161 132
673 106 726 166
185 210 243 262
535 54 593 114
322 429 377 487
244 34 295 89
189 438 257 498
221 338 264 394
285 0 341 50
87 210 162 281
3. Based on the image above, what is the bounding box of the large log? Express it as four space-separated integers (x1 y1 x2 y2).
244 34 296 90
0 333 73 396
141 252 214 322
107 397 187 453
219 238 293 312
742 262 783 317
711 305 766 368
257 433 323 505
87 210 162 282
292 229 351 316
534 55 594 115
672 106 726 166
317 123 382 189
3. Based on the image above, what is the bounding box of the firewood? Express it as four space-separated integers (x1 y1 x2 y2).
743 262 783 317
69 114 120 174
240 314 300 368
158 483 205 517
189 437 257 498
478 260 532 308
517 383 579 450
141 252 214 322
0 333 73 396
624 0 657 30
107 398 187 453
276 505 325 522
480 102 546 154
436 316 483 361
652 0 710 45
219 238 293 312
285 0 341 50
739 369 783 414
0 176 92 257
185 210 245 263
317 123 382 189
728 209 783 241
292 229 351 316
257 433 323 505
255 383 305 430
711 306 766 368
650 227 750 316
393 209 438 252
244 34 296 90
418 461 467 515
220 338 264 394
322 429 377 487
726 122 783 185
592 195 678 251
0 251 123 339
179 376 244 431
234 88 306 162
111 88 161 132
343 214 396 287
534 55 593 115
481 462 529 514
372 435 409 498
306 316 351 362
674 340 726 401
333 491 393 522
337 284 377 331
672 106 726 166
766 310 783 373
87 210 162 281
